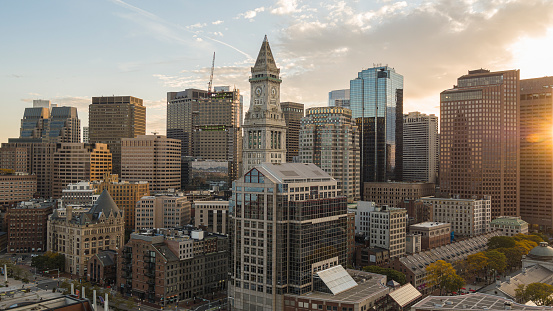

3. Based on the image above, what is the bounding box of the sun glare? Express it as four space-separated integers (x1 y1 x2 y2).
509 27 553 79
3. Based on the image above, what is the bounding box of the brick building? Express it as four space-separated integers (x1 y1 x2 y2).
6 199 54 253
0 171 37 208
88 249 117 287
409 222 451 250
363 182 435 207
117 228 228 305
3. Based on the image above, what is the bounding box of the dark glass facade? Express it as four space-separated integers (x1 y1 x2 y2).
350 66 403 183
229 164 348 310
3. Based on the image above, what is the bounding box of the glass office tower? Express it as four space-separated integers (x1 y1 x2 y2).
350 66 404 183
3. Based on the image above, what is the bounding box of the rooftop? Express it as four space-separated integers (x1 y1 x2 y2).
411 222 450 228
256 163 335 184
490 217 528 227
5 295 92 311
413 293 551 310
389 283 423 308
288 269 389 304
496 265 553 299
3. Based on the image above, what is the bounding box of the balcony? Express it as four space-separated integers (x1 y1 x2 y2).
147 279 155 285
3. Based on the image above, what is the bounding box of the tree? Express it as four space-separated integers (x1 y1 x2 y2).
515 240 538 254
497 247 524 269
362 266 407 285
485 250 507 281
487 236 516 249
515 283 553 306
466 252 488 274
426 260 465 295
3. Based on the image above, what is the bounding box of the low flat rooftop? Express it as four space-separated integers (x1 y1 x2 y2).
413 293 551 310
287 270 389 304
411 222 450 228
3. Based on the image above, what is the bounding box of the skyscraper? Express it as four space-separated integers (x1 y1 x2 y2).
167 89 209 156
120 135 181 192
440 69 519 218
167 88 243 181
16 103 80 144
403 112 439 183
242 36 287 174
52 143 112 198
350 66 403 184
299 106 360 201
520 77 553 229
89 96 146 176
229 163 347 310
328 89 350 108
280 102 304 162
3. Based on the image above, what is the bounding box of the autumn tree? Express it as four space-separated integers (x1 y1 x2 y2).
426 260 465 295
515 283 553 306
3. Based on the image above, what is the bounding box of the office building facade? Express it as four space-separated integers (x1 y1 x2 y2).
519 77 553 229
350 66 403 183
369 206 407 258
194 200 229 234
281 102 304 162
440 69 520 217
16 102 80 144
94 175 150 231
0 172 36 207
422 196 491 237
229 163 348 310
328 89 350 108
89 96 146 175
52 143 112 198
135 195 191 230
242 36 287 174
121 135 181 192
403 112 439 183
363 182 435 207
299 106 361 202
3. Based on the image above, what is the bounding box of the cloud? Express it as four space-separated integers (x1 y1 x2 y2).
52 96 91 110
271 0 300 15
271 0 553 113
8 74 23 78
236 7 265 20
186 23 207 29
212 20 224 25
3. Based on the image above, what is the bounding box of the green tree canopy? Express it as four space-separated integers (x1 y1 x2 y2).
488 236 516 249
515 283 553 306
362 266 407 285
497 247 524 268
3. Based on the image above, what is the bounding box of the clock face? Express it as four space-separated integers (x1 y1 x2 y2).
255 87 262 97
271 87 277 98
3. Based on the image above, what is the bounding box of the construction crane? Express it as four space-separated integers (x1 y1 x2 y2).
207 52 215 94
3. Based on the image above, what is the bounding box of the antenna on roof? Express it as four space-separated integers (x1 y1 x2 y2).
208 52 215 94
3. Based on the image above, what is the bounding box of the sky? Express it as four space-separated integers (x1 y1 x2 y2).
2 0 553 144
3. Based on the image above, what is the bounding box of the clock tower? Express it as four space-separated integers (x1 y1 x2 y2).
242 35 287 174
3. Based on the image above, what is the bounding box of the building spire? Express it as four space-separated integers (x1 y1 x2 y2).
253 36 279 73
